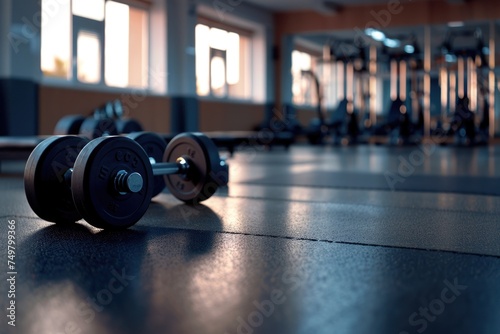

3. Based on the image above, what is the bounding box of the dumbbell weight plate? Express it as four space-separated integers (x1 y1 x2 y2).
127 132 166 197
116 119 144 134
163 133 223 203
72 136 154 229
24 136 89 223
54 115 86 135
79 118 118 139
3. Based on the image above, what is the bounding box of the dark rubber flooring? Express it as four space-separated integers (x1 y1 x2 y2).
246 171 500 195
1 144 500 334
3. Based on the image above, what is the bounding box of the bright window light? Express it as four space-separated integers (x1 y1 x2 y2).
292 50 312 73
73 0 105 21
195 23 250 99
105 2 148 88
292 50 316 106
77 31 101 83
292 50 301 73
209 28 228 51
105 1 129 87
211 56 226 95
41 0 149 88
226 32 240 85
41 0 71 79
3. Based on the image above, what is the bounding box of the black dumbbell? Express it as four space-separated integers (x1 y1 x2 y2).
53 99 139 138
114 100 143 134
54 112 118 139
55 114 138 139
127 132 229 197
79 117 118 139
54 115 87 136
25 133 226 229
82 102 125 137
105 99 143 134
126 132 167 198
25 136 89 223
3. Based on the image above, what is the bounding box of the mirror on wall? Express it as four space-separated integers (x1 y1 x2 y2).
291 20 500 139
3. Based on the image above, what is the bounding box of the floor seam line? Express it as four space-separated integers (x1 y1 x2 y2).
210 230 500 259
12 216 500 259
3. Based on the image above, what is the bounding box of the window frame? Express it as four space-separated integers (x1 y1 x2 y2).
40 0 152 93
195 16 254 102
292 48 322 108
72 15 105 86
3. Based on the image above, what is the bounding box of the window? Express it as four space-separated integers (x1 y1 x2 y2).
41 0 71 79
292 50 319 106
195 23 252 100
77 31 101 83
73 0 105 21
41 0 149 88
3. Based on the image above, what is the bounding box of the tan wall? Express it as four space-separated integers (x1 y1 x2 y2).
39 86 264 134
274 1 498 36
199 100 265 132
39 86 171 135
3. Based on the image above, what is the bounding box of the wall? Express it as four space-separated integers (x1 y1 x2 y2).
0 0 40 135
199 100 265 132
0 0 11 78
38 86 171 135
274 1 498 36
39 87 264 134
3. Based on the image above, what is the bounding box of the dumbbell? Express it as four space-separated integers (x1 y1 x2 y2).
94 100 122 120
25 132 226 229
54 113 118 139
98 100 143 134
54 115 87 136
54 102 119 137
53 100 141 138
87 100 142 136
127 132 229 198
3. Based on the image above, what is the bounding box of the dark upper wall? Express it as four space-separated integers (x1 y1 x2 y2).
0 0 40 135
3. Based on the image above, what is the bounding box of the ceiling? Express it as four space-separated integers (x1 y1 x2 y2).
245 0 418 12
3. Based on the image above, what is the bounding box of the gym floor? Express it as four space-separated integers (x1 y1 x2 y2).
1 143 500 334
